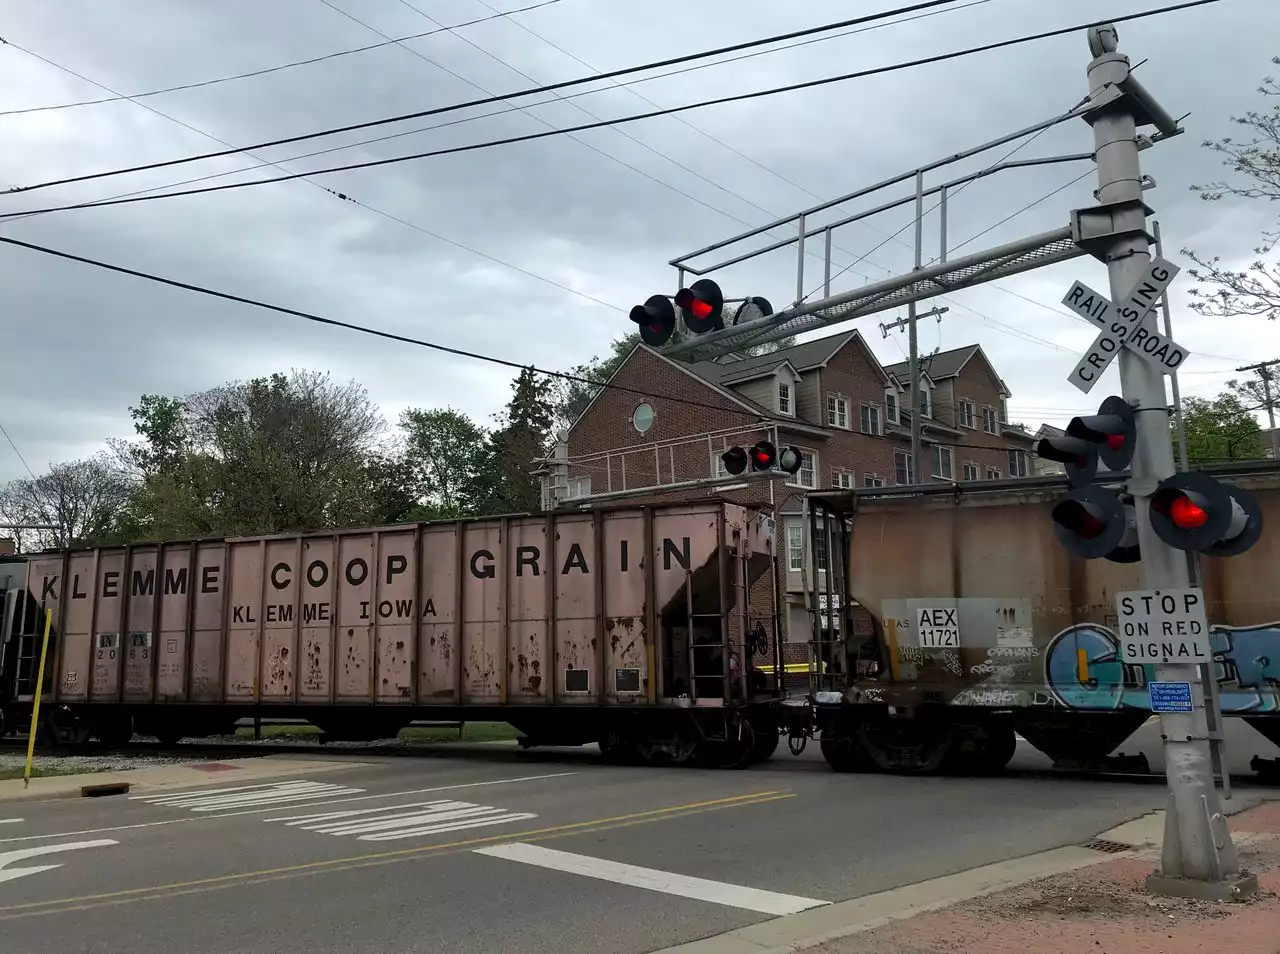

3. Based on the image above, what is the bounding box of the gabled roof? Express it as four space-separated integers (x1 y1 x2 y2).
884 344 1011 397
687 328 890 388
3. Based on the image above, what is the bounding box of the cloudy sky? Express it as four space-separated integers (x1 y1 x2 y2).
0 0 1275 484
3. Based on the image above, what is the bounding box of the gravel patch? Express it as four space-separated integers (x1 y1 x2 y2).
0 751 211 774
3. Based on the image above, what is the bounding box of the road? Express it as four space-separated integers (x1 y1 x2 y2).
0 722 1275 954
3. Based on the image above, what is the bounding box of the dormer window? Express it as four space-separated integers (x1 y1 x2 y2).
918 386 932 419
884 388 899 423
777 382 792 415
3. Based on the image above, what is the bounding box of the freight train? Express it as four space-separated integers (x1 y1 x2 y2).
3 461 1280 778
0 501 790 768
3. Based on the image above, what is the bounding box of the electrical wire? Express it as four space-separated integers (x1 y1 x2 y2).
0 232 1053 458
0 0 569 117
1 0 977 197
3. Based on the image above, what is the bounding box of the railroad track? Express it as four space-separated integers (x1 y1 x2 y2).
4 734 1277 788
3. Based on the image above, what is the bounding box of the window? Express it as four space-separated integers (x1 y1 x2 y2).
1008 448 1029 477
931 445 953 480
786 449 817 488
564 476 591 499
713 451 728 478
894 451 915 486
918 387 932 419
986 467 1001 480
826 394 849 429
863 473 885 488
777 382 792 415
962 461 979 481
787 525 804 571
833 470 854 489
982 406 999 435
957 399 975 429
860 404 882 436
885 389 899 423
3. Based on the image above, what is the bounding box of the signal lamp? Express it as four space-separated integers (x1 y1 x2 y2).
777 445 803 475
731 296 774 326
749 440 777 472
1035 434 1098 490
675 279 725 335
629 295 677 347
1066 395 1136 472
1050 485 1139 562
721 446 749 477
1149 471 1263 557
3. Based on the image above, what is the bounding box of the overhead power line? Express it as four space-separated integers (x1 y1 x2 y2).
0 233 1063 451
0 0 569 118
2 0 1233 219
0 1 1028 198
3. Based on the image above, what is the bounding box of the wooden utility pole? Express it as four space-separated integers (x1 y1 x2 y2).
1235 359 1279 458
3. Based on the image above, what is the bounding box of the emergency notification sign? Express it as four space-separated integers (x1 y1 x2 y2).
1115 587 1211 664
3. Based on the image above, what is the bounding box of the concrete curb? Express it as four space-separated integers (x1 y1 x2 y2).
647 809 1240 954
0 756 372 803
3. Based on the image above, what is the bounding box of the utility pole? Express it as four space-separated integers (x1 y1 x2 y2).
909 171 928 487
1234 359 1279 458
880 306 948 338
1084 24 1252 899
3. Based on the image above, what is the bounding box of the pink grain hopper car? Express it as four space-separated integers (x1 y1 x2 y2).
0 500 789 767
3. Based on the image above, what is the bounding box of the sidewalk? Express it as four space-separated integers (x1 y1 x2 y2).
804 801 1280 954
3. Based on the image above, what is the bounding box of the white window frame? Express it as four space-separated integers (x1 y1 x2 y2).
786 448 818 489
894 450 915 486
777 382 793 416
832 469 854 489
986 466 1001 480
884 388 900 424
786 524 804 571
859 403 882 436
931 445 953 480
564 476 591 499
957 399 975 429
1007 448 1029 478
826 393 849 429
982 406 999 435
962 461 979 481
918 386 932 419
863 473 885 488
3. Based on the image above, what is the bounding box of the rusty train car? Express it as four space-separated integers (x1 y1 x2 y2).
805 460 1280 777
0 500 787 768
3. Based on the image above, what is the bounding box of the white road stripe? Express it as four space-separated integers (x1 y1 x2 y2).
0 820 188 845
474 843 830 916
272 797 538 842
0 819 22 825
213 772 576 819
358 813 536 841
133 781 365 812
0 839 118 885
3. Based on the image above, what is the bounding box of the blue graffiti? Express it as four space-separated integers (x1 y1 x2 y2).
1044 622 1280 713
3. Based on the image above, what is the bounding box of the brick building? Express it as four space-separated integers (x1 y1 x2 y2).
554 330 1036 668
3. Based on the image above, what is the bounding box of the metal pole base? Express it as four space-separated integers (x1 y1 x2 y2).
1147 792 1256 901
1145 872 1258 903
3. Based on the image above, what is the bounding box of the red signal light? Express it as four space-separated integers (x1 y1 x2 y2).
1060 502 1106 539
689 299 713 320
1170 494 1209 530
1105 434 1125 451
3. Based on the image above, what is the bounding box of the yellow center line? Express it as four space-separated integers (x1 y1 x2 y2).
0 790 793 919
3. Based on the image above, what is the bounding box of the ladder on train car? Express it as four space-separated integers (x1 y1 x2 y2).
804 496 857 697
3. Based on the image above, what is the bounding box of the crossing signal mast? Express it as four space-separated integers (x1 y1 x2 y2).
720 440 803 478
629 278 772 347
1036 394 1263 563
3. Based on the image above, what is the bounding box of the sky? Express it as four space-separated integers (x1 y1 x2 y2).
0 0 1276 485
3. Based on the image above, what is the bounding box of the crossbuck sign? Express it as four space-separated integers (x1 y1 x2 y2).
1060 256 1191 394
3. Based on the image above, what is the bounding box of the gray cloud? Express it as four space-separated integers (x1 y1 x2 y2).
0 0 1275 484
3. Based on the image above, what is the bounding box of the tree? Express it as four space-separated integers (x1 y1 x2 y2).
0 455 137 551
114 369 391 537
399 408 493 519
1173 394 1264 464
485 368 555 514
1182 57 1280 321
551 333 639 433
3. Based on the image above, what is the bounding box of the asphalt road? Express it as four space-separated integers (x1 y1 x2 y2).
1 723 1276 954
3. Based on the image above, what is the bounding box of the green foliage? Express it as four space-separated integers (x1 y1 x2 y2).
1174 394 1265 464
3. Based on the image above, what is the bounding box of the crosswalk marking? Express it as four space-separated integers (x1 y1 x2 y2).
266 799 536 842
475 843 830 916
131 780 365 812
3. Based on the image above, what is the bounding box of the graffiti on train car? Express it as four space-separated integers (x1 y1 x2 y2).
949 621 1280 713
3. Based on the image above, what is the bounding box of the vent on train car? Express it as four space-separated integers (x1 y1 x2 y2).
564 668 590 693
615 669 641 694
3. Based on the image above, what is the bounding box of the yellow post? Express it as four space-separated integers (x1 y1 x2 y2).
23 608 54 789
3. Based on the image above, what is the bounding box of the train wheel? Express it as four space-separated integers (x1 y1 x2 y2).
703 716 755 770
820 733 869 773
855 721 949 775
972 723 1017 775
748 728 780 764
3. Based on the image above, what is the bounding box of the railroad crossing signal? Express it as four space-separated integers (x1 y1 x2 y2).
721 441 803 477
1148 471 1264 556
629 279 772 346
1040 396 1139 562
1060 256 1191 395
1040 394 1262 561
